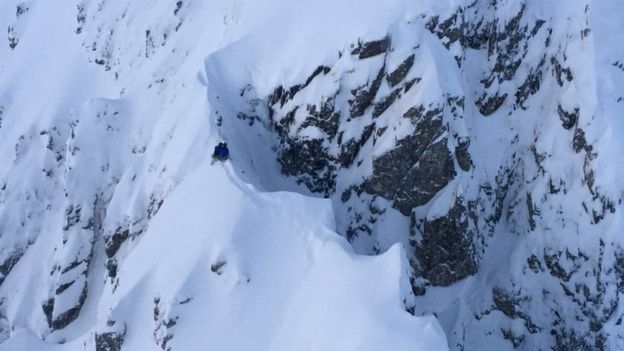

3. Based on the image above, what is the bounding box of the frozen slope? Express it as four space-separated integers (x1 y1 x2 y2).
0 162 447 350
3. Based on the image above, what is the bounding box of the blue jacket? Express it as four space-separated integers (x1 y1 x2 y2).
219 147 229 158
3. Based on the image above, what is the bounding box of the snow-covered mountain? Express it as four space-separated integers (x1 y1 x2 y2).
1 0 623 350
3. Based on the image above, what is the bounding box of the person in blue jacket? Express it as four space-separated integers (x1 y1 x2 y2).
213 142 229 161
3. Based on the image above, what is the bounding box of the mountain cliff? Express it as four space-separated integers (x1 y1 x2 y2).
0 0 623 350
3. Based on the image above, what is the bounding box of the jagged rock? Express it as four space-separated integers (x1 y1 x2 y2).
387 54 415 87
573 128 589 153
106 258 119 279
414 200 477 286
365 137 455 216
351 36 390 59
373 89 401 118
492 287 521 319
491 287 540 335
552 327 606 351
515 56 546 108
543 249 579 282
96 329 126 351
476 93 507 116
426 14 463 49
557 105 579 130
0 250 24 286
153 298 178 350
1 2 617 349
501 328 525 349
147 194 164 219
362 104 454 214
268 66 331 108
279 139 336 195
302 98 340 139
526 255 544 273
8 26 18 49
63 204 82 231
551 57 573 86
338 124 375 167
42 298 54 328
455 139 472 171
211 261 226 275
50 284 88 330
0 299 8 343
349 66 385 118
55 280 76 295
105 227 130 258
615 250 624 291
526 192 539 231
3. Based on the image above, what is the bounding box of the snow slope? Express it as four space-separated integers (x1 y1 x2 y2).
0 162 446 350
0 0 449 350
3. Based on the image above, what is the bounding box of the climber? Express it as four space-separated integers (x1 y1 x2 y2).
212 142 229 162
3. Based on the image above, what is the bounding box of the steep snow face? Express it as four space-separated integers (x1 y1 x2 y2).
205 0 624 350
0 163 447 351
0 0 449 350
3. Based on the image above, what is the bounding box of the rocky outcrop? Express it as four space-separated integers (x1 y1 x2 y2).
366 137 455 215
351 36 390 59
0 249 25 287
95 331 125 351
253 33 473 276
413 200 477 286
95 321 127 351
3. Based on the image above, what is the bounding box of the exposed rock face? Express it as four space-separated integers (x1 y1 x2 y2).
351 36 390 60
413 200 477 286
366 137 456 215
364 105 456 216
95 332 125 351
0 250 24 286
241 30 476 291
279 138 337 195
95 321 126 351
